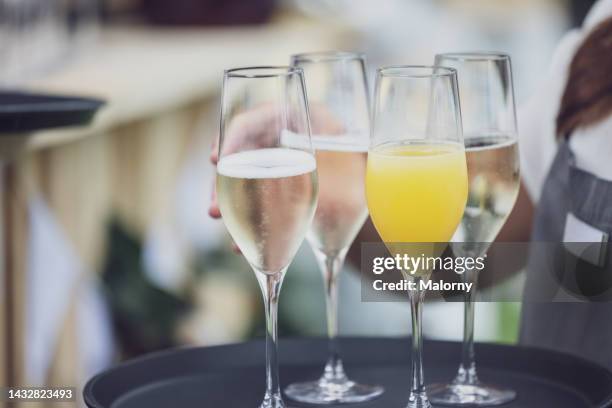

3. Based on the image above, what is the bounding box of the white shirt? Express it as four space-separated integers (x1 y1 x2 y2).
519 0 612 203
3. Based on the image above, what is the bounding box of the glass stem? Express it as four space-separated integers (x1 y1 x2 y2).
315 250 348 383
456 266 479 385
256 270 286 408
408 282 430 407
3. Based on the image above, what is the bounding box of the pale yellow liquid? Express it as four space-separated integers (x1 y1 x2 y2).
217 148 318 274
307 138 368 256
366 142 468 243
453 135 520 256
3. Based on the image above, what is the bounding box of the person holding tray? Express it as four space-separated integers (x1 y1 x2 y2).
507 0 612 371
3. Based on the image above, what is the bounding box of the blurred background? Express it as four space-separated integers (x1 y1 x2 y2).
0 0 595 404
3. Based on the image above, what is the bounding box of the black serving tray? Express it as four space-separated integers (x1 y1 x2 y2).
0 91 105 133
84 337 612 408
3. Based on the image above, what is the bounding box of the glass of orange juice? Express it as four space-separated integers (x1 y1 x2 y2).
366 66 467 408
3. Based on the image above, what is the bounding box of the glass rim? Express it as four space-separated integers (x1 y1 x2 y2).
435 51 510 62
291 50 366 63
377 65 456 78
224 66 304 78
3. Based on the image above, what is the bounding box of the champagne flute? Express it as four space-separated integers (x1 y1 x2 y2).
216 66 318 408
284 51 383 404
366 66 468 408
428 53 520 406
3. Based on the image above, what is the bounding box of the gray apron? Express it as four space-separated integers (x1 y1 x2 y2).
519 140 612 370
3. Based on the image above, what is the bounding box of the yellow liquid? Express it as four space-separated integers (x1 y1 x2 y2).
366 142 468 243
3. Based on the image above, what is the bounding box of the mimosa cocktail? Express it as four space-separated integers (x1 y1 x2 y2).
367 142 467 244
367 65 466 408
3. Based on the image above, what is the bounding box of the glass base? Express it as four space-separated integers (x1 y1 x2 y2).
285 378 383 404
407 391 433 408
428 383 516 406
260 393 286 408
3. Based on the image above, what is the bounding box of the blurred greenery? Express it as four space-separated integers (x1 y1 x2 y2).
193 245 327 339
100 218 327 359
496 302 521 344
101 217 192 358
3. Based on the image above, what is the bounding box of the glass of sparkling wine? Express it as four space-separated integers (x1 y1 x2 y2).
284 51 384 404
428 53 520 406
366 66 468 408
216 66 318 408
